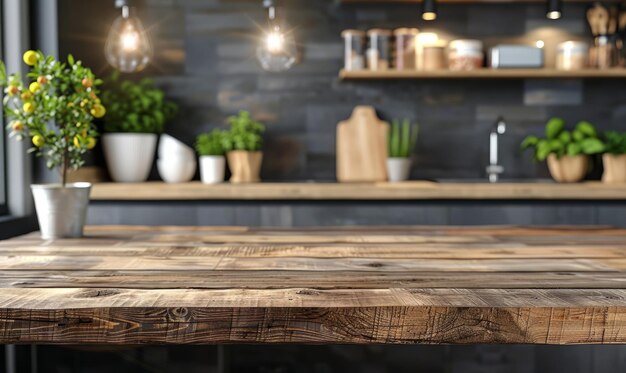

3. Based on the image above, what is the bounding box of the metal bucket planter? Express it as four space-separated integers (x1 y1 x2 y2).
31 183 92 239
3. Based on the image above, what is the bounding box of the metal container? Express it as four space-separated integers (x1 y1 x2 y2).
31 183 92 239
556 41 589 70
341 29 366 71
366 29 392 71
489 45 544 68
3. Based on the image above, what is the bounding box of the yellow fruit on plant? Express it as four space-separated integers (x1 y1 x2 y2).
37 76 48 85
91 104 106 118
7 85 19 96
32 135 44 147
80 99 88 108
23 50 39 66
23 102 35 113
82 78 93 88
29 82 41 93
86 137 96 150
21 92 32 101
11 121 24 132
67 102 75 108
73 136 82 148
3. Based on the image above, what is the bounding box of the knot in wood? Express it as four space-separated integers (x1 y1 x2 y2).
168 307 190 321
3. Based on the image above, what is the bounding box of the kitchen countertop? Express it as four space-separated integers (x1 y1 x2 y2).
3 225 626 344
89 181 626 201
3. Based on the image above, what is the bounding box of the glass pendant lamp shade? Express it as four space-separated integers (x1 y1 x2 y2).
256 4 297 72
105 5 153 73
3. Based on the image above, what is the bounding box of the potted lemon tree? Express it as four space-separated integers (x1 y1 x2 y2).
222 111 265 183
521 118 604 183
100 72 177 182
1 51 105 239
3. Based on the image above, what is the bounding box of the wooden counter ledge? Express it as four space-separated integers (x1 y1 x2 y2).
89 181 626 201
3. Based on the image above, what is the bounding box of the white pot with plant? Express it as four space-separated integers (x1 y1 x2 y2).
222 111 266 183
100 73 177 182
521 118 604 183
387 118 418 182
601 131 626 183
195 130 226 184
1 50 105 239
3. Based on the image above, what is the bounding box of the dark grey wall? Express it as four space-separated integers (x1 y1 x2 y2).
59 0 626 182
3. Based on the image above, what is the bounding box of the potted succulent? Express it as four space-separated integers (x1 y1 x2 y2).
0 51 105 239
195 129 227 184
521 118 604 183
222 111 265 183
601 131 626 183
387 118 418 182
100 72 177 182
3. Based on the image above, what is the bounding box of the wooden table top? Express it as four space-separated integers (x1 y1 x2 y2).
3 225 626 345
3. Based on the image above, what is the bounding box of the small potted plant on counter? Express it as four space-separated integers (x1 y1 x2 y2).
0 51 105 239
100 72 177 182
195 129 227 184
387 118 418 182
222 111 265 183
601 131 626 183
521 118 604 183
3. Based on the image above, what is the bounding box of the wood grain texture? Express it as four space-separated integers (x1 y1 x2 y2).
3 225 626 345
89 181 626 201
339 69 626 80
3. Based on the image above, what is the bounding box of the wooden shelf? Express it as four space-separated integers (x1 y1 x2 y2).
340 0 617 3
340 68 626 80
90 181 626 201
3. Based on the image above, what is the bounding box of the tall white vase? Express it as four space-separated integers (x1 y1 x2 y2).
102 133 157 182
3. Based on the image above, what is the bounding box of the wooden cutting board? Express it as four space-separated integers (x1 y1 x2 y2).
336 106 389 182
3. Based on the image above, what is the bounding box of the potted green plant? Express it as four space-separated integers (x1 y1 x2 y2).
601 131 626 183
222 111 265 183
387 118 418 182
521 118 604 183
100 72 177 182
195 129 227 184
0 50 105 239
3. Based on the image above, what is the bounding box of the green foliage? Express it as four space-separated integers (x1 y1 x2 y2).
195 130 226 156
0 50 104 185
222 111 266 152
388 119 418 158
602 131 626 155
521 118 604 162
100 71 177 134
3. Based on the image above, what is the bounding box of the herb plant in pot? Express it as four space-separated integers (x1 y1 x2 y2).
0 51 104 239
387 119 418 182
100 73 177 182
222 111 266 183
521 118 604 183
195 130 226 184
601 131 626 183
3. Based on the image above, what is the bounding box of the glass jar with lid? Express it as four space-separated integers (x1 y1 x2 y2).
448 39 484 71
366 29 392 71
557 41 589 70
394 28 419 70
341 29 366 71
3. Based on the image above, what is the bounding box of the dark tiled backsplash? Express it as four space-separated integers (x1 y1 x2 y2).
59 0 626 181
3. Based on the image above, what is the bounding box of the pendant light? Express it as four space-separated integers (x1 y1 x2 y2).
105 0 153 73
546 0 562 20
422 0 438 21
256 0 297 72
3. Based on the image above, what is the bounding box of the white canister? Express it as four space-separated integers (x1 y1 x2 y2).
199 156 226 184
557 41 589 70
448 39 484 71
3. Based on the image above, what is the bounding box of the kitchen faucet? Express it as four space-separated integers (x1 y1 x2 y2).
486 117 506 183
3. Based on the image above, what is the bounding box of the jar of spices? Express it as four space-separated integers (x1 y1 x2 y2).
341 29 366 71
394 28 419 70
367 29 392 71
423 44 446 70
448 39 484 71
556 41 589 70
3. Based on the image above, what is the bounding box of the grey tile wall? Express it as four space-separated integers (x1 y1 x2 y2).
58 0 626 182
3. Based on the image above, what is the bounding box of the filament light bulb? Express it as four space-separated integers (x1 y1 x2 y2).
256 5 297 72
105 5 152 73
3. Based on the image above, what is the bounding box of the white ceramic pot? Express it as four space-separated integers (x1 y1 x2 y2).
102 133 157 182
31 183 91 239
158 134 195 160
199 155 226 184
386 158 412 182
157 157 197 183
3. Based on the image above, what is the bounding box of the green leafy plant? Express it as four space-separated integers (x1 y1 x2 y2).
602 131 626 155
195 130 226 156
0 50 105 186
100 71 177 134
521 118 604 161
388 119 418 158
222 111 266 152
